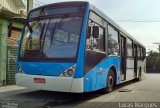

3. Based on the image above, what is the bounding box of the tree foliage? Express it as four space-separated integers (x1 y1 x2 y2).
146 51 160 73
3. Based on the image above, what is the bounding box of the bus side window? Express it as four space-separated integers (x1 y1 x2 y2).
127 38 133 58
139 46 144 60
86 20 93 50
94 26 105 52
142 48 146 60
108 25 119 56
86 20 105 52
138 46 141 60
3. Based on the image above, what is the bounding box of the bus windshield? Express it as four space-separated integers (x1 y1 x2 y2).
20 7 84 61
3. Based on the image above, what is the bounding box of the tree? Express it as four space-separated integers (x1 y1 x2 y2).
146 50 160 73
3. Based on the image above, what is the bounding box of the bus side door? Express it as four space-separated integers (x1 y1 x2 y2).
120 35 127 81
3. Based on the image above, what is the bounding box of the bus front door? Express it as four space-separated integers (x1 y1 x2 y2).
120 35 126 81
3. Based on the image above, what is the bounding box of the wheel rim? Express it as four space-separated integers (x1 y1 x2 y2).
108 75 114 91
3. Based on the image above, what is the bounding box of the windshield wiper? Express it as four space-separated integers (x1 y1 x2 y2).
41 19 51 52
39 21 46 52
50 15 68 46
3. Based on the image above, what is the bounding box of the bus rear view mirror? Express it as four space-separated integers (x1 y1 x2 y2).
93 26 99 38
87 26 91 39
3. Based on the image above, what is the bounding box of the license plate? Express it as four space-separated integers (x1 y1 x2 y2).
34 78 45 84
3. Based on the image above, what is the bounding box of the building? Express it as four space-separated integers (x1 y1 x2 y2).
0 0 25 86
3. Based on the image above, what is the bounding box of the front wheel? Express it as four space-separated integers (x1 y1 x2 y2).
102 69 115 93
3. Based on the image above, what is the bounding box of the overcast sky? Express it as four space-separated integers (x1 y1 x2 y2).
31 0 160 52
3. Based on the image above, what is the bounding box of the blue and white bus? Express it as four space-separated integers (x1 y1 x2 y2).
16 1 146 93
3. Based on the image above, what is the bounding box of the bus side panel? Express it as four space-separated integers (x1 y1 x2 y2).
142 58 146 77
126 58 134 81
137 59 145 77
74 3 89 78
84 57 121 92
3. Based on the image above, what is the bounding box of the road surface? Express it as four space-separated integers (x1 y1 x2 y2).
0 74 160 108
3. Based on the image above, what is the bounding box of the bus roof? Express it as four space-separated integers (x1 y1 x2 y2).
30 1 87 13
31 1 145 48
89 3 145 48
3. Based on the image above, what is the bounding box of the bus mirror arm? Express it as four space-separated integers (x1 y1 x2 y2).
87 26 91 39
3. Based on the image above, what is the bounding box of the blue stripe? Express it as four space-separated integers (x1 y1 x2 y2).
19 62 74 76
84 56 121 92
74 3 89 78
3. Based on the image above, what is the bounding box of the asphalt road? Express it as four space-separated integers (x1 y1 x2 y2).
0 74 160 108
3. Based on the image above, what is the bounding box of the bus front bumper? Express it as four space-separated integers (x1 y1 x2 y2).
16 73 84 93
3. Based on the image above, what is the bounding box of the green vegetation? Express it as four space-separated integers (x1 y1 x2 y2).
146 51 160 73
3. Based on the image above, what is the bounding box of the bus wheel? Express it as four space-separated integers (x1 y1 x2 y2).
102 69 115 93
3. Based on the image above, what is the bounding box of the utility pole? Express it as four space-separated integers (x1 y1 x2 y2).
27 0 33 14
153 42 160 53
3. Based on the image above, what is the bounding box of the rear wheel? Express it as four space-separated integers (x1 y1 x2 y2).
102 69 115 93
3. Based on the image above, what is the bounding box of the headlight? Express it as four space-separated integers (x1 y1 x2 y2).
60 65 76 77
67 69 74 76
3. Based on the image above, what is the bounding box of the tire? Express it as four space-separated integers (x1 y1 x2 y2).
102 69 115 93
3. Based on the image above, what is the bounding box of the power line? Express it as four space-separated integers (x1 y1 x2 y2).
34 0 45 5
24 0 45 5
33 2 41 7
24 0 46 7
115 19 160 22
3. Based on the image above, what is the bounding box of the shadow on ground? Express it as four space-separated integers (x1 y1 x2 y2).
0 79 139 108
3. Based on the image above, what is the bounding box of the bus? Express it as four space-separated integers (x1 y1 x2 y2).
16 1 146 93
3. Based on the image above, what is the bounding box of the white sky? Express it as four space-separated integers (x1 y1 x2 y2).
31 0 160 52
